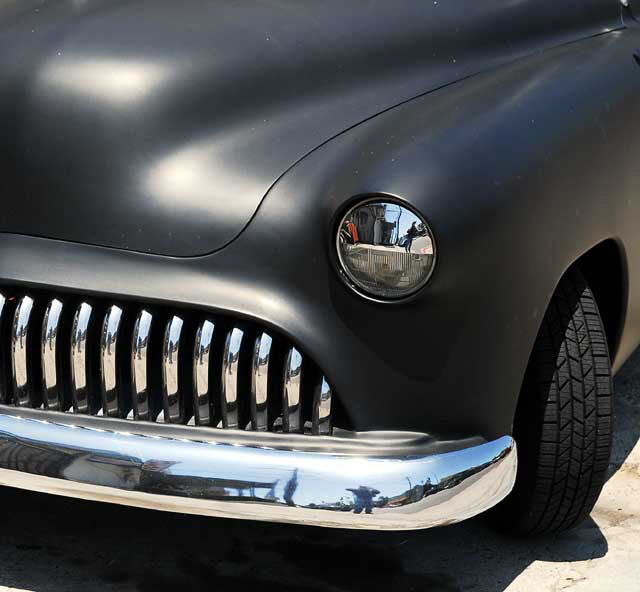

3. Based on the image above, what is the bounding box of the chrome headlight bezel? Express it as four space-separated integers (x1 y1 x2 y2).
335 196 437 302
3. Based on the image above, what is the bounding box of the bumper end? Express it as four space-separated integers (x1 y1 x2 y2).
0 410 516 530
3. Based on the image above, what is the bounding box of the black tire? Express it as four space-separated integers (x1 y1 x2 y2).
494 266 613 535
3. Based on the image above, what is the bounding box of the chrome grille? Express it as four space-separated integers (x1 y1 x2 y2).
0 289 333 435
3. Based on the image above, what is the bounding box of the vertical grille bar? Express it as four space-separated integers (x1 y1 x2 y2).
250 332 271 432
71 302 92 413
221 327 243 429
11 295 35 407
161 315 183 423
312 377 332 435
42 298 63 411
0 294 7 403
0 287 336 434
131 309 152 420
100 305 123 417
193 319 214 426
282 347 302 433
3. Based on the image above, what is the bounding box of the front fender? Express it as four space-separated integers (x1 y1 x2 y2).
234 28 640 439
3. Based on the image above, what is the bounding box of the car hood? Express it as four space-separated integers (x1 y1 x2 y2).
0 0 618 256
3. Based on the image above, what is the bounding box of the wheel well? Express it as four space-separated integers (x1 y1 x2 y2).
574 239 626 363
511 239 625 440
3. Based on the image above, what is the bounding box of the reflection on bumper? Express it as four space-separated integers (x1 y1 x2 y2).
0 410 516 530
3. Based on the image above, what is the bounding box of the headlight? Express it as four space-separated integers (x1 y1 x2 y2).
336 198 436 300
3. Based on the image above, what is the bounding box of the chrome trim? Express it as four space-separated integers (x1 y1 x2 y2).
336 197 437 303
283 347 302 433
193 319 214 426
313 377 332 436
131 309 152 421
42 299 64 411
0 407 485 455
100 305 123 417
250 332 271 431
1 289 335 434
11 296 35 407
70 302 92 413
0 409 516 531
221 327 243 429
161 316 183 424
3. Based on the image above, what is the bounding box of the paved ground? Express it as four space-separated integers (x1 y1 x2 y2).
1 350 640 592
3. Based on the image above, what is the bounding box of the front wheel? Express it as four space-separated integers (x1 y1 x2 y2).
494 267 613 535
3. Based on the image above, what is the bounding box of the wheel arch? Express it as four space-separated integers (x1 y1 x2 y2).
574 239 628 367
511 238 627 430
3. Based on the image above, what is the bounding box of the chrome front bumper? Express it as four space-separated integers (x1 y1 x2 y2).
0 408 517 530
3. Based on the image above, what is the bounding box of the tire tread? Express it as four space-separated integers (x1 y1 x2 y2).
494 267 613 535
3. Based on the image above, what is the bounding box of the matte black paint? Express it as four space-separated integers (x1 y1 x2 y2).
0 0 621 256
1 1 639 442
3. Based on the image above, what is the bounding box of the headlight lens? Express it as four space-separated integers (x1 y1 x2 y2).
336 199 436 300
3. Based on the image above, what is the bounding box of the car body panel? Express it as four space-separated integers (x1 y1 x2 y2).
0 0 621 256
2 22 640 443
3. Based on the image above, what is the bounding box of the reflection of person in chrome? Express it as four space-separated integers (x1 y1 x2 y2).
403 221 419 252
283 469 299 506
346 485 381 514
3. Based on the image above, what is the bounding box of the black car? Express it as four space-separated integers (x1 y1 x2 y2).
0 0 637 535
